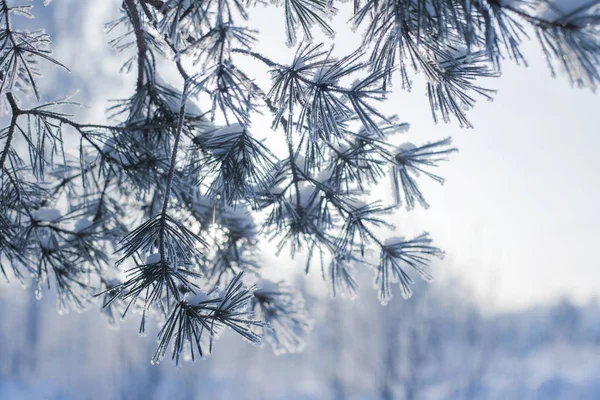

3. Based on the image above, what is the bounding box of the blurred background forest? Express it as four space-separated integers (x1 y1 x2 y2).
2 273 600 399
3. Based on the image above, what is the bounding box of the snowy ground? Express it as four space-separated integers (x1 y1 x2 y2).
1 278 599 400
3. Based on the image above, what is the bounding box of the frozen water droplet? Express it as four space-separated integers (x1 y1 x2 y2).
35 288 42 300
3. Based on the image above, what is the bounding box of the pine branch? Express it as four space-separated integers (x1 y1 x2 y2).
123 0 148 91
0 93 19 170
286 129 303 211
1 0 598 364
159 79 190 262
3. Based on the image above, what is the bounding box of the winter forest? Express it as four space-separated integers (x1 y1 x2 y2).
1 0 599 399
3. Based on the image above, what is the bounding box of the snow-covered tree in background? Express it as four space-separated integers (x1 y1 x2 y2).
0 0 598 364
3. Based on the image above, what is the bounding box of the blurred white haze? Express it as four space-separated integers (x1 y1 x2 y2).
1 0 600 399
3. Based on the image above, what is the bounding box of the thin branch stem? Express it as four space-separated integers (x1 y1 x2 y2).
124 0 147 91
233 48 365 95
232 48 279 68
159 79 190 262
1 93 20 170
285 128 302 211
138 0 191 81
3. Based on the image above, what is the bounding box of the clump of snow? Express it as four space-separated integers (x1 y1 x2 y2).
425 1 436 16
397 142 417 153
255 279 281 294
294 154 306 171
315 167 333 183
74 217 93 232
184 99 203 116
32 208 62 222
155 74 203 115
192 194 215 211
269 181 288 195
333 141 351 153
223 206 254 230
394 142 421 166
292 57 307 70
297 182 317 207
199 123 247 156
346 198 368 210
146 253 161 265
219 297 234 310
40 236 55 250
101 137 119 158
350 79 362 90
186 291 211 305
211 123 245 138
395 122 410 134
533 0 599 27
104 272 122 287
383 236 405 246
313 66 337 85
38 229 56 250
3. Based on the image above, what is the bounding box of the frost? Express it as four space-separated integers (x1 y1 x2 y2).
10 5 34 19
253 280 312 355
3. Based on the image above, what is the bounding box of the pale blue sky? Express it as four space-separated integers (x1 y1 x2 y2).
395 50 600 311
